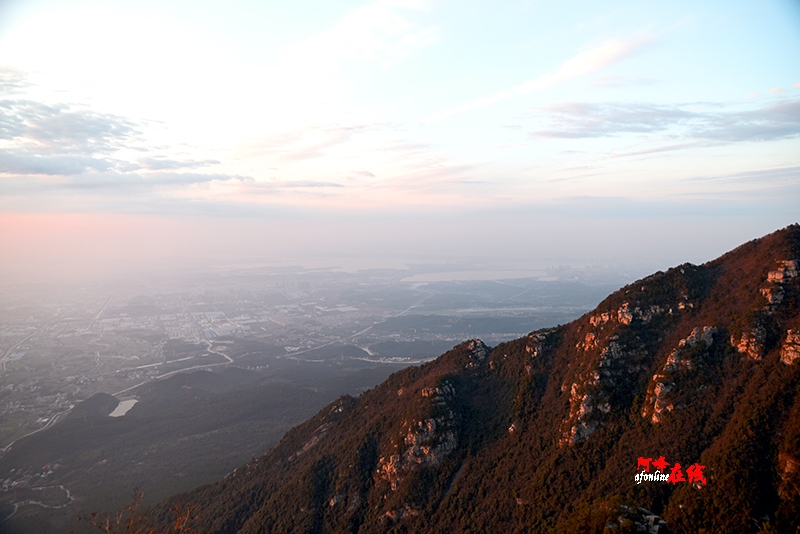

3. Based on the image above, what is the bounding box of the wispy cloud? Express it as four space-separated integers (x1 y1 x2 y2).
514 38 654 93
0 72 226 178
285 0 438 71
0 150 115 175
0 90 143 176
137 157 221 171
0 99 136 155
274 180 344 188
682 165 800 187
526 102 694 138
691 100 800 142
247 126 368 163
3 171 250 191
524 99 800 143
427 36 655 122
0 67 32 95
591 75 657 88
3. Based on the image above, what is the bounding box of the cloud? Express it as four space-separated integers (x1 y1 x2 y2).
1 171 251 193
137 157 221 171
200 178 346 204
0 96 145 176
0 74 222 177
376 141 436 155
246 123 385 163
377 160 481 195
514 37 654 94
285 0 438 71
682 165 800 187
0 67 31 95
274 180 344 188
611 141 702 158
427 36 655 121
690 100 800 142
0 99 136 155
591 75 657 88
525 99 800 143
527 102 695 138
0 150 114 175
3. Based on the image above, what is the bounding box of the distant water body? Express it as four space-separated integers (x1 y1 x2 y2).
401 270 548 283
109 399 137 417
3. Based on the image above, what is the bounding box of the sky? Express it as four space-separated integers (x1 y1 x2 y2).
0 0 799 282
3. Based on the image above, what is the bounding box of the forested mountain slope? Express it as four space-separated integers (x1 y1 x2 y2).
151 225 800 534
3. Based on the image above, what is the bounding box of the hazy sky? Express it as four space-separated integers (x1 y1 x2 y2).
1 0 799 282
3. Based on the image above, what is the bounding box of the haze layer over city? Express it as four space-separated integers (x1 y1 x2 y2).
0 0 798 285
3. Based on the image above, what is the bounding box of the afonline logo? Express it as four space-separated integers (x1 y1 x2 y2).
636 456 707 485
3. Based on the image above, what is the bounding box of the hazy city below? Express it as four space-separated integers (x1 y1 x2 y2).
0 259 639 452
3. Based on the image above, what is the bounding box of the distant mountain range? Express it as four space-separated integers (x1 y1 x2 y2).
147 225 800 533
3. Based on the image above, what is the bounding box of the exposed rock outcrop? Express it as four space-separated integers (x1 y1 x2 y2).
604 505 668 534
781 330 800 365
382 504 419 524
289 422 332 461
463 339 490 368
590 303 667 328
761 285 785 305
778 452 800 500
759 259 798 312
768 260 798 283
642 326 717 423
561 337 637 445
560 382 601 446
376 380 459 490
525 331 548 357
732 325 767 360
665 326 716 372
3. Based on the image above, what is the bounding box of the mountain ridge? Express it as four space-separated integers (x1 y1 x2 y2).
149 225 800 533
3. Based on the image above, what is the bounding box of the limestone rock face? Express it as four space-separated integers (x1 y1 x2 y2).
778 453 800 500
759 259 798 313
376 379 459 491
732 325 767 360
288 422 332 461
591 303 667 327
590 312 613 327
605 505 668 534
642 326 717 423
781 330 800 365
767 260 798 283
560 383 600 446
618 302 634 325
402 414 458 466
560 336 637 445
525 331 548 358
665 326 716 372
463 339 490 368
761 285 785 305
